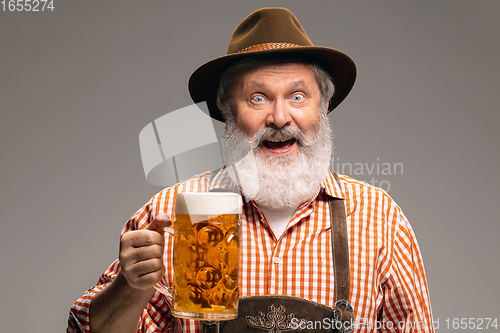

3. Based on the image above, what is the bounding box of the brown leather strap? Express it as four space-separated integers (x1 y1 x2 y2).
330 172 353 330
330 172 350 302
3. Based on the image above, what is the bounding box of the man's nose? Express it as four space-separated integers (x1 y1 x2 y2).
266 99 292 128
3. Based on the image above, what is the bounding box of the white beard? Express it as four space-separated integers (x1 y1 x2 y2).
223 111 333 210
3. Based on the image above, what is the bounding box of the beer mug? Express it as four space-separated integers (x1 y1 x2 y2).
173 192 242 321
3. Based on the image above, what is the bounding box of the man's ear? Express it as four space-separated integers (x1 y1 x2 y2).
222 107 228 121
324 101 330 114
216 97 228 121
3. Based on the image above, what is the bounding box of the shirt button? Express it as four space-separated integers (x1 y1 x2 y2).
273 257 281 265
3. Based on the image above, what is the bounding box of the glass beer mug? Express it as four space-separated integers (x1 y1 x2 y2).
172 192 242 321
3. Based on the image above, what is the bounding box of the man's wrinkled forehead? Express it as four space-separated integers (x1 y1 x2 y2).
240 78 310 94
231 60 314 96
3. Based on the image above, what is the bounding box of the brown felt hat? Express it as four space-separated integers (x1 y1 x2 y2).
188 7 356 122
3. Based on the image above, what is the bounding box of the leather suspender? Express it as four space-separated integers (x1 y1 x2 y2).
330 172 350 302
330 172 353 331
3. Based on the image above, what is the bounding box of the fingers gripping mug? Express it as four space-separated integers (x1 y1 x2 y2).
172 192 242 321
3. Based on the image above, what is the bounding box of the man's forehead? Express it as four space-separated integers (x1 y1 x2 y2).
242 79 310 91
236 62 317 90
240 60 312 76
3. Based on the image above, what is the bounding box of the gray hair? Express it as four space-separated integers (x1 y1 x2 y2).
216 55 335 119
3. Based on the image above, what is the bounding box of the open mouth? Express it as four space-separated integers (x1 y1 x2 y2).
263 138 296 152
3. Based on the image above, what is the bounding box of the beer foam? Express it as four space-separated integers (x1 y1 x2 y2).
175 192 242 215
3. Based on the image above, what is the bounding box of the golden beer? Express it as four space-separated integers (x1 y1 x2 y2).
173 192 241 320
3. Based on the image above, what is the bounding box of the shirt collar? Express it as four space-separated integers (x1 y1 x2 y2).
322 170 345 200
208 166 240 193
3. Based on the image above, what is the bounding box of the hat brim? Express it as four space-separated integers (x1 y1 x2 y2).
188 46 356 123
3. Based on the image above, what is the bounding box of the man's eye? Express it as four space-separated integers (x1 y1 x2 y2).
251 95 265 103
292 94 304 102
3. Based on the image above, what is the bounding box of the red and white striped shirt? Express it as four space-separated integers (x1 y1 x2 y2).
68 167 434 332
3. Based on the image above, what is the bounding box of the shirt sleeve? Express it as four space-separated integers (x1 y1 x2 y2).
66 194 182 333
379 211 434 333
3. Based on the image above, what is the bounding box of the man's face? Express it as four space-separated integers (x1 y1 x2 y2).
223 61 333 210
229 62 327 159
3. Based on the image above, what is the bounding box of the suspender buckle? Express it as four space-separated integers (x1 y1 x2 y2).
333 299 354 333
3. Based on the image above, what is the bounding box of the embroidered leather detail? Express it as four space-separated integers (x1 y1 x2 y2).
245 304 306 332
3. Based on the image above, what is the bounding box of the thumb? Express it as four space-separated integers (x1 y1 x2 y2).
146 213 172 232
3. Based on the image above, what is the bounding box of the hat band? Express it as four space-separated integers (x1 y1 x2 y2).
238 42 300 53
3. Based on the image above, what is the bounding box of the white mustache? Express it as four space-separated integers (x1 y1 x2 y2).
253 126 306 148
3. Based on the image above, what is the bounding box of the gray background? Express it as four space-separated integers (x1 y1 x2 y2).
1 0 499 332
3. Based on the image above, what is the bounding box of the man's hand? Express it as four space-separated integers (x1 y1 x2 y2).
119 213 171 291
90 214 171 333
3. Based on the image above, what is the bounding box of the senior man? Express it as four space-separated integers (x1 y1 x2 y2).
68 7 434 333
